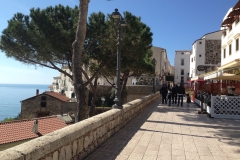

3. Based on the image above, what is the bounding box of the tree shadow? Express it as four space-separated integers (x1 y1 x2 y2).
84 99 240 159
84 99 161 160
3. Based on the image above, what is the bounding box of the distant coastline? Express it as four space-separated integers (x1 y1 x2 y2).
0 84 50 121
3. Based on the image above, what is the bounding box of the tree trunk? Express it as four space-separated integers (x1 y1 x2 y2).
120 72 129 103
72 0 90 122
89 76 98 117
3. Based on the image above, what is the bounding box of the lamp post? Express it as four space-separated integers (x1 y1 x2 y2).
111 8 127 109
152 58 156 93
101 96 105 112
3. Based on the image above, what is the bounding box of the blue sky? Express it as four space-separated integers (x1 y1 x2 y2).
0 0 237 84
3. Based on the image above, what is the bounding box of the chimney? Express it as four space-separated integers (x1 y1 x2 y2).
36 89 39 95
32 119 42 137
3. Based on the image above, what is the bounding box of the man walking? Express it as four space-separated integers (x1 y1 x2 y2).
177 83 185 107
172 84 178 104
160 84 168 104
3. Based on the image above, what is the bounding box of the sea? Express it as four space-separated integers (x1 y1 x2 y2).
0 84 50 121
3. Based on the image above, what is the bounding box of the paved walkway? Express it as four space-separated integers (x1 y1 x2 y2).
84 98 240 160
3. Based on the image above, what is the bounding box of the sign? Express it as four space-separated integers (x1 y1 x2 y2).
197 65 205 71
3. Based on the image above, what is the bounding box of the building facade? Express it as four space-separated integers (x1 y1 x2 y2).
221 3 240 69
21 91 77 119
202 1 240 80
152 46 173 85
174 50 191 84
190 31 222 80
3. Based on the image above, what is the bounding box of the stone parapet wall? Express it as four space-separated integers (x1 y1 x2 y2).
125 85 161 103
0 92 160 160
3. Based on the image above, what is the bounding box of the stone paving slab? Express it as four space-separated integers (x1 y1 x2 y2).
83 98 240 160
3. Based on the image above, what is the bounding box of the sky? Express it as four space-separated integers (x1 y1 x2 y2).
0 0 237 84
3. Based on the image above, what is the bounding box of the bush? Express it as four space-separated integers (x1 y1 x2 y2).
1 113 21 122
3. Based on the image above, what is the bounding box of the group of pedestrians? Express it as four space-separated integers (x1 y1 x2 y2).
160 83 189 107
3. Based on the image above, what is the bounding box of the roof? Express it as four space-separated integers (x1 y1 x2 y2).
233 0 240 10
0 116 68 145
192 30 222 45
53 76 61 79
21 91 71 102
44 91 71 102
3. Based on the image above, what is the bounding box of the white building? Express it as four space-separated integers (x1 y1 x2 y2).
174 50 191 84
221 6 240 69
203 1 240 80
52 66 75 99
190 31 222 80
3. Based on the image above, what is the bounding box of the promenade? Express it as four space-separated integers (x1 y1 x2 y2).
84 98 240 160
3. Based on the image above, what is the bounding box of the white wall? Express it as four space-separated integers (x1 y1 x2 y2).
174 51 191 84
190 31 222 79
221 16 240 66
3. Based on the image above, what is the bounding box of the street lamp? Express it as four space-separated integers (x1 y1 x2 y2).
101 96 105 112
111 8 127 109
152 58 157 93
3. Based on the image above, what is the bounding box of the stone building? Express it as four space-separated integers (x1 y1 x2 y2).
21 91 77 119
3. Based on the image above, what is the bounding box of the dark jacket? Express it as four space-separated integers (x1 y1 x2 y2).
177 85 185 95
172 86 177 95
167 91 172 99
160 86 168 95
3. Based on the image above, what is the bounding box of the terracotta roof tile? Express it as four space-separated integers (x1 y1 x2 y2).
44 92 70 102
21 91 70 102
0 116 68 145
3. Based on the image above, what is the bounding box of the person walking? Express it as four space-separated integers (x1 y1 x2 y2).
167 88 172 106
171 84 178 104
186 93 191 107
160 84 168 104
177 83 185 107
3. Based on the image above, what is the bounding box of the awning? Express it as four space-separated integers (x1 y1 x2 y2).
221 17 234 27
233 1 240 10
190 76 205 82
218 59 240 70
204 70 222 80
227 9 240 18
212 73 240 80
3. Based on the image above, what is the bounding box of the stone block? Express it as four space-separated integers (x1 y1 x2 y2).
84 135 90 149
0 150 24 160
52 151 59 160
72 141 77 157
45 156 53 160
77 137 84 154
65 144 72 160
59 147 65 160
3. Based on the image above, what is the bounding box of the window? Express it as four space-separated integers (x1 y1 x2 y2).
199 54 202 57
41 102 46 107
223 48 226 58
181 69 184 75
229 44 232 55
181 52 184 55
236 38 239 51
191 58 193 62
41 96 46 100
199 41 202 44
181 59 184 65
181 77 184 83
41 96 46 107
